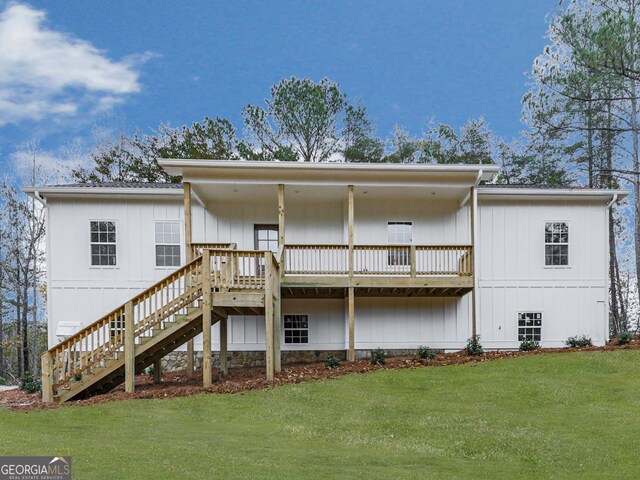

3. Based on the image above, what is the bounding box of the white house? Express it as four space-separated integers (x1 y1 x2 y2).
23 161 628 402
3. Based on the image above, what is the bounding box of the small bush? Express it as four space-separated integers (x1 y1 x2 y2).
417 345 436 360
145 365 155 377
519 339 540 352
325 354 341 369
466 335 484 356
370 348 386 365
565 335 593 348
616 331 634 345
19 373 42 394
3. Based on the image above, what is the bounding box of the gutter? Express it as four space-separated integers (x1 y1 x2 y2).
607 193 618 208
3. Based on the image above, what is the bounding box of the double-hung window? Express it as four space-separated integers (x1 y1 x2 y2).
283 314 309 344
155 222 181 267
90 221 116 266
545 222 569 266
388 221 412 266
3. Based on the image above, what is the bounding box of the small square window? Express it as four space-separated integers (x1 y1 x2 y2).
518 312 542 342
284 314 309 344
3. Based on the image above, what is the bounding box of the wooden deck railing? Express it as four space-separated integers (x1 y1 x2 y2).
41 256 205 398
284 244 472 276
191 242 236 258
41 247 278 400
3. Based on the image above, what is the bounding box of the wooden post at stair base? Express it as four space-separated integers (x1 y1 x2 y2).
153 359 162 384
202 249 212 387
220 317 228 377
470 185 478 338
184 181 195 376
275 183 284 373
124 300 135 394
41 351 53 403
264 252 275 381
348 287 355 362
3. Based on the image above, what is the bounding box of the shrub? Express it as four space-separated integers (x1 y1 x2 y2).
19 373 42 394
466 335 484 356
565 335 593 348
145 365 155 377
370 348 386 365
519 339 540 352
325 354 341 369
417 345 436 360
616 330 634 345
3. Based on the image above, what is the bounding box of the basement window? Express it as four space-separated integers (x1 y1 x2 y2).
283 314 309 344
518 312 542 342
90 221 116 266
155 222 181 267
545 222 569 266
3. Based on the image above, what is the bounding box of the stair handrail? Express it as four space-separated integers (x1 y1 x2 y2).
42 254 205 397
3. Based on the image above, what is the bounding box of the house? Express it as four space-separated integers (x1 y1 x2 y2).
23 160 628 402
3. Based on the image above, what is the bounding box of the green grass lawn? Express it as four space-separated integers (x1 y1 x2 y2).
2 350 640 479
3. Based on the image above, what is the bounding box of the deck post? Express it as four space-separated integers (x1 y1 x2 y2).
276 183 284 373
184 181 195 377
153 359 162 384
264 252 275 381
124 300 135 394
348 185 354 276
348 287 355 361
41 351 53 403
410 245 417 277
470 185 478 338
220 316 228 376
202 249 213 387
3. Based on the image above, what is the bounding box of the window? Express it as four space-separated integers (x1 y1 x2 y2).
518 312 542 342
545 222 569 266
283 314 309 344
110 312 125 339
255 225 279 274
155 222 181 267
90 221 116 266
388 222 412 266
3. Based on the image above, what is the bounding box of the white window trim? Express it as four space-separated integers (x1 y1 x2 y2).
387 221 413 245
89 219 118 269
154 221 182 269
543 220 571 269
517 311 543 342
282 313 310 345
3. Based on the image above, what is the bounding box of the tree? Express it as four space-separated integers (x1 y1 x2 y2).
242 77 347 162
72 117 239 183
384 126 420 163
342 104 385 163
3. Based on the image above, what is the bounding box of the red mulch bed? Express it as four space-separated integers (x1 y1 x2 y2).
3 340 640 412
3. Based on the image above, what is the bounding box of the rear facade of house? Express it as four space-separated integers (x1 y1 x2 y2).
25 161 626 401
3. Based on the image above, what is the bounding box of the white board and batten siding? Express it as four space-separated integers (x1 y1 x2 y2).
44 188 613 352
477 198 609 347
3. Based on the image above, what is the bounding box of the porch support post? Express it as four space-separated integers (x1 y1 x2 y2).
153 359 162 384
220 316 228 377
348 287 355 361
264 252 275 381
202 249 212 387
184 181 195 376
275 184 284 373
348 185 354 276
470 185 478 338
124 300 135 394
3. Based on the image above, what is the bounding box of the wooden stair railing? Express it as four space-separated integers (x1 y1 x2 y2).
41 255 205 402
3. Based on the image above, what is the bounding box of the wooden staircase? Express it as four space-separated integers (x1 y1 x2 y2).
41 248 281 403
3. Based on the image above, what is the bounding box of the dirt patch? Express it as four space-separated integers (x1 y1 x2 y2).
4 340 640 412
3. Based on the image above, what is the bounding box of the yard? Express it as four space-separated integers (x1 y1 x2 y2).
1 350 640 479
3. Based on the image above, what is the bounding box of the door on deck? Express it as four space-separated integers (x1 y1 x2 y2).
254 224 279 275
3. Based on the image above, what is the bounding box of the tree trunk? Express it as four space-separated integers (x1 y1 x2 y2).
631 92 640 318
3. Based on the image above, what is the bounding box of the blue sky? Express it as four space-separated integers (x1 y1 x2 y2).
0 0 558 176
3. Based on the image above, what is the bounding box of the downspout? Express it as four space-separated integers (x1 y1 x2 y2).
605 193 618 342
33 191 46 206
471 170 482 340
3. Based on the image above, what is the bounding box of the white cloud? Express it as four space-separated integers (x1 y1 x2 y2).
0 2 153 126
